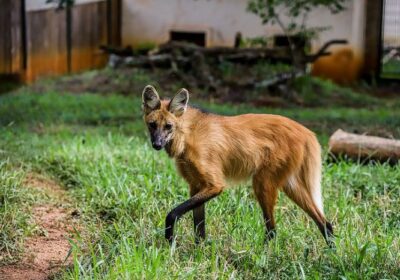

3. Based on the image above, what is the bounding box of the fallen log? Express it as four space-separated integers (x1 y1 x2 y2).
157 41 292 62
328 129 400 163
108 53 190 68
255 71 303 88
106 40 349 91
106 39 348 69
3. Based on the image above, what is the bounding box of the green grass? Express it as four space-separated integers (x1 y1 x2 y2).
382 59 400 79
26 63 391 109
292 76 382 108
0 162 35 264
0 89 399 279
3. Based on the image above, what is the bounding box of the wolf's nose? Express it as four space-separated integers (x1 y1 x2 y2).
152 143 162 150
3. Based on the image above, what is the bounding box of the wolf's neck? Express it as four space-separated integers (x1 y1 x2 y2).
165 107 204 158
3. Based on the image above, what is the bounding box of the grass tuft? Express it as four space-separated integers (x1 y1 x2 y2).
0 162 34 264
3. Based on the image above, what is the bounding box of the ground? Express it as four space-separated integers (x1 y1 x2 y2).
0 69 399 279
0 174 77 280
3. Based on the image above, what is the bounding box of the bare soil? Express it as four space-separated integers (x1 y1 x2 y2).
0 174 79 280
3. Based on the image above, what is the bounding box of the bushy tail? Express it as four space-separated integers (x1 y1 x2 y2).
302 138 324 214
283 136 334 245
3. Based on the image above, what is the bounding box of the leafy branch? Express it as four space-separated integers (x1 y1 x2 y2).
46 0 75 9
247 0 349 69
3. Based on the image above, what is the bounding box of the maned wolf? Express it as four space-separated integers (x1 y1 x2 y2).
142 85 334 246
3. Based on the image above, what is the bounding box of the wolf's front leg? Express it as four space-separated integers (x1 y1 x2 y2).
165 187 221 244
193 204 205 243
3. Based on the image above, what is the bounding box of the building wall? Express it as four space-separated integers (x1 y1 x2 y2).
122 0 367 84
122 0 365 51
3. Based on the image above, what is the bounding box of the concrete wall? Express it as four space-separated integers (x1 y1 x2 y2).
122 0 368 84
122 0 365 52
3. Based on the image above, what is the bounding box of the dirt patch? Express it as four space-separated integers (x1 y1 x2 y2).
0 174 79 280
23 174 68 201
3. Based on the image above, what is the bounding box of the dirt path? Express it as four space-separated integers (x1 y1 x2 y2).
0 174 79 280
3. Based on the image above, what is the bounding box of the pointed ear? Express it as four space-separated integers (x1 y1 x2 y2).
142 85 161 114
169 88 189 117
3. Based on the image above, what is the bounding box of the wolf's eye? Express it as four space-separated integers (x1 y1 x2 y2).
149 122 157 129
165 123 173 130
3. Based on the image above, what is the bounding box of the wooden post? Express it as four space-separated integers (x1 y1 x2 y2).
363 0 384 80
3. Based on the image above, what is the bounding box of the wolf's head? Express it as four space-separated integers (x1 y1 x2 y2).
142 85 189 151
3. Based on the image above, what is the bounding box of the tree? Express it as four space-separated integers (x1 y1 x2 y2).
46 0 74 9
247 0 349 70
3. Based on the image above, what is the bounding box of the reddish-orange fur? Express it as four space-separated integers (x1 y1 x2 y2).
142 85 333 245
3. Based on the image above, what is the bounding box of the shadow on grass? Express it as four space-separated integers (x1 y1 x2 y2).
0 75 22 95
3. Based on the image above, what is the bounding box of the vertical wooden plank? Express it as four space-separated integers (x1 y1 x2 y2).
109 0 121 46
11 0 22 73
0 0 7 72
0 0 23 78
0 0 12 73
70 1 108 72
364 0 384 78
25 8 68 82
22 0 110 82
66 4 72 72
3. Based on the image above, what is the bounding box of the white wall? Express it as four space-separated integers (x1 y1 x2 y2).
350 0 366 52
122 0 366 51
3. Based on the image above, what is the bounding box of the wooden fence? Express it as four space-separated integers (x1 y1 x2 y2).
0 0 23 76
0 0 121 82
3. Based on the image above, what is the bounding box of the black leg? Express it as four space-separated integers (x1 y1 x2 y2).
165 188 221 244
319 221 335 248
264 215 276 241
193 204 205 243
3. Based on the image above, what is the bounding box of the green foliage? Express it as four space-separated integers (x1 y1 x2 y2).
381 59 400 79
292 75 380 107
253 61 294 77
46 0 74 9
133 42 158 55
241 36 271 48
247 0 348 43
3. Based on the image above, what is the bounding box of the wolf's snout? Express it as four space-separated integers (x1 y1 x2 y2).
152 143 162 150
152 139 164 150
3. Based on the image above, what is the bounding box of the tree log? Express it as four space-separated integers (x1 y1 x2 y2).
157 41 292 61
106 40 349 91
328 129 400 163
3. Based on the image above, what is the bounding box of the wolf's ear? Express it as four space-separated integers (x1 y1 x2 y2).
169 88 189 117
142 85 161 114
